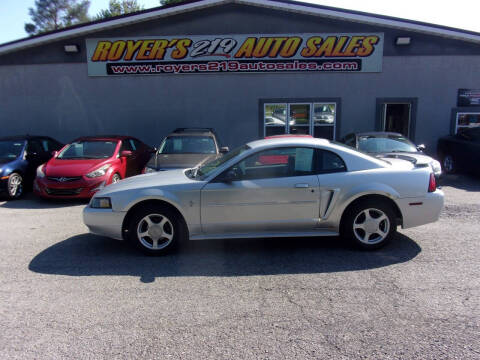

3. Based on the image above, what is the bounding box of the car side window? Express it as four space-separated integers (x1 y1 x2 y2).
316 149 347 174
27 140 44 154
120 140 134 152
129 139 138 151
221 147 316 181
132 139 143 150
40 138 60 152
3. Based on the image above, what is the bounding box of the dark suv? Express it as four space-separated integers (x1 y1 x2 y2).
144 128 229 172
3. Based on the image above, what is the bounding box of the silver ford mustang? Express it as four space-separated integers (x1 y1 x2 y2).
83 137 444 255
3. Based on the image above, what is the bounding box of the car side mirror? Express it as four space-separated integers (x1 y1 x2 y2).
149 147 157 154
51 150 58 157
120 150 133 157
416 144 426 152
220 146 229 154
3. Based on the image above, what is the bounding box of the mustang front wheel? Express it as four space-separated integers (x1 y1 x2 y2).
127 205 186 255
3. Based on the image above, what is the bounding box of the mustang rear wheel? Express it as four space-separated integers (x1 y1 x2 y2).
341 199 397 250
127 205 186 255
7 173 24 199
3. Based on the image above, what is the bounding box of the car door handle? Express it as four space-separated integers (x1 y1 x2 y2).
294 183 310 188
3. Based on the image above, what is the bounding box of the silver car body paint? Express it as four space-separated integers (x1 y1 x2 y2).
83 137 444 241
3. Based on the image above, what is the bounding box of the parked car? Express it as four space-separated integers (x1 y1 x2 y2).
144 128 229 173
313 105 335 124
437 127 480 174
34 135 154 199
342 132 442 178
84 137 443 255
0 135 63 199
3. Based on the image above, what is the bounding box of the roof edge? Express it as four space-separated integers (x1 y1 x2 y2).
1 0 479 56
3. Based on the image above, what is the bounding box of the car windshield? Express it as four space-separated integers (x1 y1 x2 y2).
196 145 250 179
57 140 118 159
159 136 216 154
357 135 417 153
0 140 25 159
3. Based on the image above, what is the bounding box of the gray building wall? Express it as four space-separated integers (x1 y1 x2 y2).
1 55 479 152
1 3 480 153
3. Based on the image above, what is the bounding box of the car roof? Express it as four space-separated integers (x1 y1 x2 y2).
0 135 53 141
170 128 216 136
264 134 313 139
248 137 330 149
72 135 129 142
168 132 214 137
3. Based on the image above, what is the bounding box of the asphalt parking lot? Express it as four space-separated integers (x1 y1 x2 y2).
0 174 479 359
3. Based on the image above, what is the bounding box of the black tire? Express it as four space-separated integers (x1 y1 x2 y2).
127 204 187 255
7 172 24 199
442 154 455 174
111 173 121 184
341 199 397 250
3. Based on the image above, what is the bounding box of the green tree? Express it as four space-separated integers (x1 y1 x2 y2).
25 0 90 36
159 0 188 6
96 0 144 19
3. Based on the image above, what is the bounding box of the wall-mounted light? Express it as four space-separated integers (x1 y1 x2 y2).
64 44 79 53
395 37 411 46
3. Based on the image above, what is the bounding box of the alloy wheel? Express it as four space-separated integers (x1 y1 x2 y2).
137 213 174 250
443 155 454 173
353 208 390 245
112 174 121 183
8 173 23 198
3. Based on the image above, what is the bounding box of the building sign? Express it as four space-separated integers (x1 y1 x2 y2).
458 89 480 106
86 33 383 76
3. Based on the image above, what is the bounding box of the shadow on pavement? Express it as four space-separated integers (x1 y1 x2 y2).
438 174 480 192
0 193 88 209
29 233 421 283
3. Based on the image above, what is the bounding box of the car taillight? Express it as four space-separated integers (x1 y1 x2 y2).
428 173 436 192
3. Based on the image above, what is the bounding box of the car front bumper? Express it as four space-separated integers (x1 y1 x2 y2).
0 176 9 193
83 206 126 240
34 176 108 199
397 189 444 229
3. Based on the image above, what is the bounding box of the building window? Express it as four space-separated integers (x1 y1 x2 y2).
264 102 337 139
456 112 480 133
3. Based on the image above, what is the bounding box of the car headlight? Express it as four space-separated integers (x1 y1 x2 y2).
90 197 112 209
86 164 111 178
36 165 46 178
144 166 157 174
431 160 441 174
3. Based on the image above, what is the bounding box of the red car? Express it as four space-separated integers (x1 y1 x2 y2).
34 136 154 199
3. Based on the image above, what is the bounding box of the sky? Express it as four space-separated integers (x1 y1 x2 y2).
1 0 480 45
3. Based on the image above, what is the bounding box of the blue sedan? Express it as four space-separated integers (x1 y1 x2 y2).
0 136 63 199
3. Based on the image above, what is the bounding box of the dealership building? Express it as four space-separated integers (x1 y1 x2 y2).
1 0 480 152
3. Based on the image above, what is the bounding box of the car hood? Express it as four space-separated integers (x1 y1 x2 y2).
45 158 110 177
147 153 218 170
0 158 16 166
97 169 199 196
